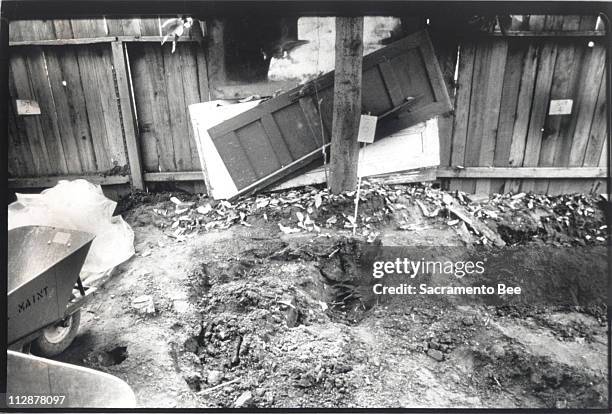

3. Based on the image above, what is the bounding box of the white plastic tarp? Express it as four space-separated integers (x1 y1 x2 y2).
8 179 135 283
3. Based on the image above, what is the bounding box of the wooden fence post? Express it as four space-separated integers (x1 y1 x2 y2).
329 16 364 194
111 41 144 190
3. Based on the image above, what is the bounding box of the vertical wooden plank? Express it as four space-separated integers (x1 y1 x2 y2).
9 21 26 42
121 18 142 36
127 44 160 172
475 39 508 194
72 46 112 170
95 45 127 167
504 42 539 193
567 43 605 166
162 45 192 171
598 136 608 168
105 18 125 36
52 46 98 172
52 20 74 39
583 75 608 166
206 19 227 97
112 41 144 189
7 96 36 176
70 19 108 38
530 15 563 194
71 19 119 171
195 46 210 102
44 49 85 173
139 17 161 36
490 41 525 192
431 35 459 169
591 140 608 195
8 53 53 175
179 44 206 170
7 120 26 177
462 41 493 194
519 39 558 193
449 42 476 192
24 47 70 174
21 21 72 175
146 44 176 171
504 15 546 192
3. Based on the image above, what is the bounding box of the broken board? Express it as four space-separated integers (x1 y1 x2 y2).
202 30 451 200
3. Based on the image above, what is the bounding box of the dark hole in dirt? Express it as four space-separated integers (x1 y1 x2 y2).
496 224 542 245
100 346 128 366
184 374 202 392
187 263 212 303
313 238 380 325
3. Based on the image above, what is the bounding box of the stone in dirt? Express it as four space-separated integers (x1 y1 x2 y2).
462 316 474 326
234 390 253 407
283 296 300 328
427 349 444 361
132 295 156 314
207 370 223 385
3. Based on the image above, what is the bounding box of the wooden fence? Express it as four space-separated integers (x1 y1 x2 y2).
7 15 609 196
438 15 608 195
7 17 207 193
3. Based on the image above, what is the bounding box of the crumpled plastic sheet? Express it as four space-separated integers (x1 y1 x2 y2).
8 179 135 284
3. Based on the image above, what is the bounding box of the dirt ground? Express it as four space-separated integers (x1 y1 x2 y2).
55 184 608 408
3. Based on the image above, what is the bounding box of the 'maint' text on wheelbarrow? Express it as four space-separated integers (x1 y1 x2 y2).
17 286 49 313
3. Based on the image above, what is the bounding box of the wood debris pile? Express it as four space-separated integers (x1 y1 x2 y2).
398 187 608 247
124 183 607 247
146 184 396 242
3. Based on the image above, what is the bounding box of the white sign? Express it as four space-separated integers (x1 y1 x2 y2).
357 114 377 143
548 99 573 115
16 99 41 115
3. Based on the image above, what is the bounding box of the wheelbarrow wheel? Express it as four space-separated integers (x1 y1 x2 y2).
31 310 81 357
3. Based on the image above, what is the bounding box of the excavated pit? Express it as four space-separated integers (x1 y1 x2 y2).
173 235 607 408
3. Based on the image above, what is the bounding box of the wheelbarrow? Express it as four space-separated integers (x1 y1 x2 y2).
6 350 137 408
8 225 96 357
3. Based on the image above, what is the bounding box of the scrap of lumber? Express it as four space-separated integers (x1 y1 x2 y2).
442 194 506 247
